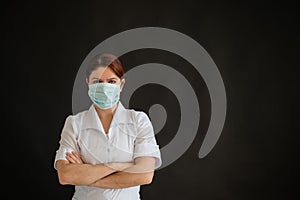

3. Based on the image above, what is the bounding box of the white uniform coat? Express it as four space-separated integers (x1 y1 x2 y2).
54 102 162 200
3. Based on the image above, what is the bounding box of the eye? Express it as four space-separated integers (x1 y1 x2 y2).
91 79 102 84
108 80 117 84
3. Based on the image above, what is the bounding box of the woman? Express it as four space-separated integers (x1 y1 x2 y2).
54 53 162 200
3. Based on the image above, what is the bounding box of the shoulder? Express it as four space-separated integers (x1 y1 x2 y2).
63 109 89 127
124 108 154 136
66 109 89 121
125 108 151 125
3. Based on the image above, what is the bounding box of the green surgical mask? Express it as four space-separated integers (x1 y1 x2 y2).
88 82 121 110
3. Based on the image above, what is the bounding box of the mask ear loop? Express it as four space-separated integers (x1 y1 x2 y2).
120 78 125 92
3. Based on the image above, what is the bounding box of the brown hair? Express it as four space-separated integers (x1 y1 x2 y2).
86 53 125 79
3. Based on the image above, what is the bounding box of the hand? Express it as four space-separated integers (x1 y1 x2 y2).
65 151 84 164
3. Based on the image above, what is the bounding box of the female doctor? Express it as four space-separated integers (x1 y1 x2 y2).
54 53 162 200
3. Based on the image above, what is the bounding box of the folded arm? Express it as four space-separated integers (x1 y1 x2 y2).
56 151 133 186
90 156 156 189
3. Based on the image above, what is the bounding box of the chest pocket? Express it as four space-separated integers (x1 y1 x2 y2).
110 123 136 162
77 129 108 164
77 124 137 164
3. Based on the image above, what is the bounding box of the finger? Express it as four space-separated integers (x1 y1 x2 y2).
66 153 76 163
67 152 82 164
72 151 81 159
71 151 83 163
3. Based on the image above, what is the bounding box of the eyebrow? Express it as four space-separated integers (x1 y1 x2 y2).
91 77 118 81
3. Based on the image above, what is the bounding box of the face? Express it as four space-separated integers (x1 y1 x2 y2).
86 66 125 91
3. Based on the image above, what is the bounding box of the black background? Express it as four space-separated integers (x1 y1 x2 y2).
3 0 299 199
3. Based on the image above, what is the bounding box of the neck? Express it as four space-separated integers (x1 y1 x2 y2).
94 103 118 119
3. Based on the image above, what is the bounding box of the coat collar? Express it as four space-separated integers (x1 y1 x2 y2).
82 101 133 132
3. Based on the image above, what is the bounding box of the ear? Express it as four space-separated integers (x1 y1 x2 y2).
120 79 125 92
86 78 89 85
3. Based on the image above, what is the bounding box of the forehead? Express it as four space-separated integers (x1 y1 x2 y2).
90 67 118 79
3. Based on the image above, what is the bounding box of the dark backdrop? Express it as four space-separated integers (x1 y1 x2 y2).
3 0 299 199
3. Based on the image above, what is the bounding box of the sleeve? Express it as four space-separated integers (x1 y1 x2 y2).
53 115 80 170
133 111 162 169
